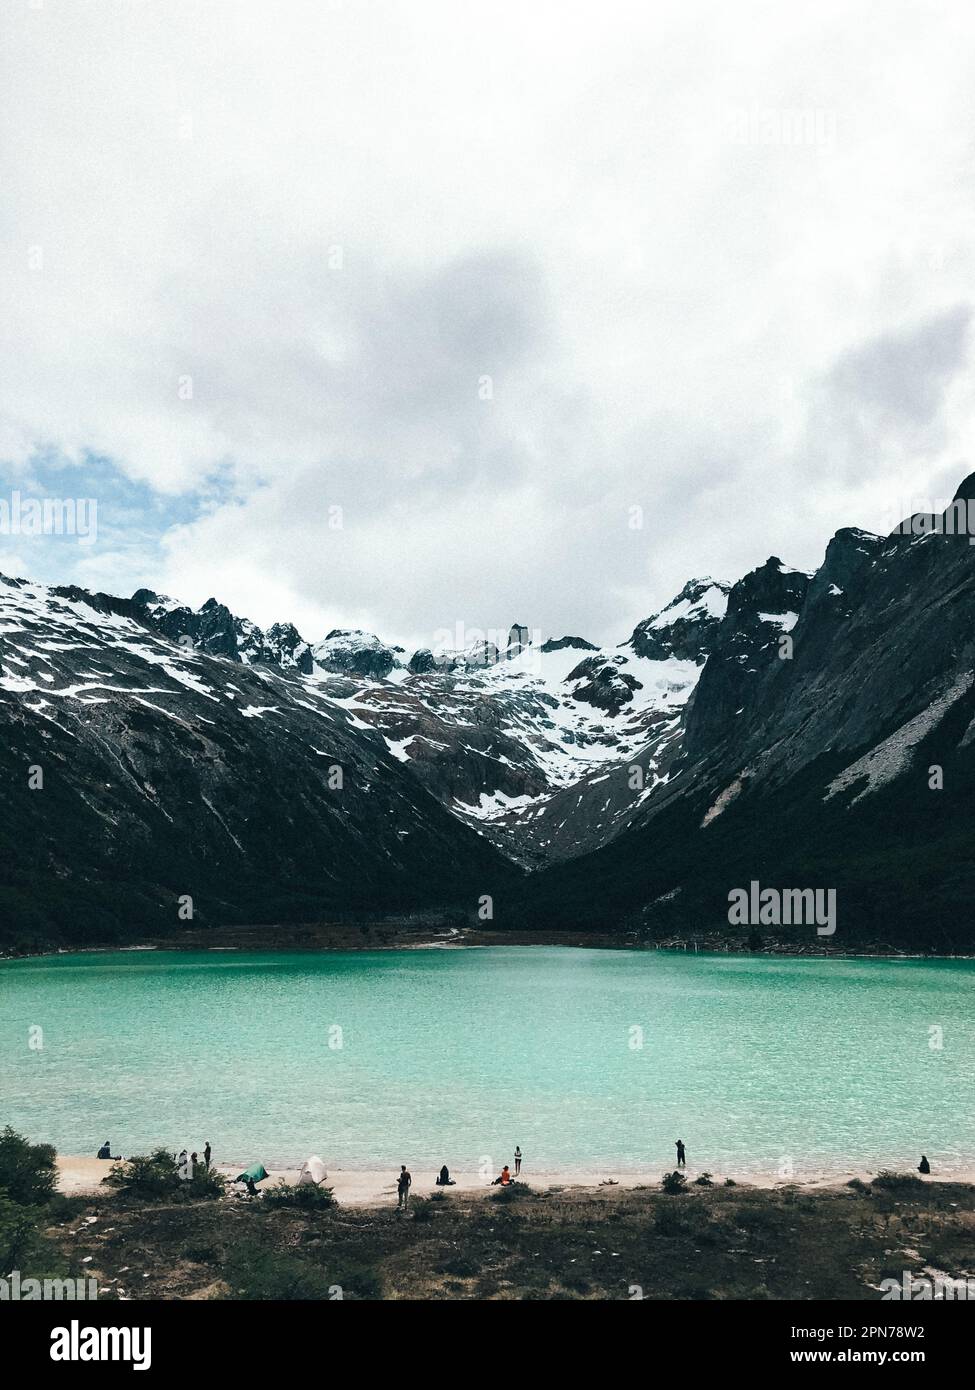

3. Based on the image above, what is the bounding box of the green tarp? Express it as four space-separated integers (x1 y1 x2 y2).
235 1163 269 1183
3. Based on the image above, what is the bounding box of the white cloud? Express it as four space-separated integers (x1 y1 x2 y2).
2 0 974 646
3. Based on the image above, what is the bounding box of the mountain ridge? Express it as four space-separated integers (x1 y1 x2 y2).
3 475 975 949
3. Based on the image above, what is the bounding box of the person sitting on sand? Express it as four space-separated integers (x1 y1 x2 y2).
918 1154 931 1175
436 1164 455 1186
96 1141 118 1160
492 1164 512 1186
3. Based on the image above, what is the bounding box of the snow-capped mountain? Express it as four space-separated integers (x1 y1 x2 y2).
289 579 730 867
133 589 314 673
311 629 401 680
0 576 513 946
4 474 975 949
513 474 975 950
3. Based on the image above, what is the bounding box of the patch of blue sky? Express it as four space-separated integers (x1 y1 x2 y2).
0 449 238 596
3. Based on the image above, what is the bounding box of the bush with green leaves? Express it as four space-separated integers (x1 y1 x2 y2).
0 1193 45 1269
0 1126 57 1206
224 1243 336 1299
0 1128 68 1279
693 1171 714 1187
262 1180 335 1210
104 1148 225 1201
661 1170 687 1195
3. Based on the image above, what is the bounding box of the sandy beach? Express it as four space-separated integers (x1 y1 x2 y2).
55 1155 975 1205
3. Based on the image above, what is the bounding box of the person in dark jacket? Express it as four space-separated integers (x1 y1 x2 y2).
397 1165 412 1209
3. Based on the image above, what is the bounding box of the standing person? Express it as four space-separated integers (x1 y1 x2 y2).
397 1164 412 1210
203 1141 212 1171
675 1139 686 1167
514 1145 522 1177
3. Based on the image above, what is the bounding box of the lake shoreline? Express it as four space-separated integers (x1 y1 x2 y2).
55 1155 974 1206
4 920 973 962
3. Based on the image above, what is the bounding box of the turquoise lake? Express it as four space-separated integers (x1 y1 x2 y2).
1 947 973 1179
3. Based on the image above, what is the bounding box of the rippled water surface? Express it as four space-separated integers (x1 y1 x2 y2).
2 947 973 1178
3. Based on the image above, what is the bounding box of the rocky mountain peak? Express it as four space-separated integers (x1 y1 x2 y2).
725 557 809 622
312 629 396 680
953 470 975 503
540 635 598 654
626 577 730 663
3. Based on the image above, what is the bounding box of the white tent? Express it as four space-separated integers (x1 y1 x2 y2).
297 1155 328 1186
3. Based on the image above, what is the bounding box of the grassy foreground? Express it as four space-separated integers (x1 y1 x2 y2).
38 1171 975 1301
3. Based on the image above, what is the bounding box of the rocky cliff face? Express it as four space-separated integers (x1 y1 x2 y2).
514 475 975 948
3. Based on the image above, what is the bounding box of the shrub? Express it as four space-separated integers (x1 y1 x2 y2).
661 1170 687 1195
223 1241 382 1300
410 1196 434 1222
562 1272 592 1293
0 1193 72 1278
104 1149 225 1201
657 1200 717 1240
262 1180 335 1210
872 1170 924 1193
0 1127 58 1206
342 1265 383 1299
183 1243 221 1265
223 1244 336 1300
734 1203 783 1233
491 1183 533 1204
0 1193 44 1269
436 1254 479 1277
724 1178 737 1187
693 1171 714 1187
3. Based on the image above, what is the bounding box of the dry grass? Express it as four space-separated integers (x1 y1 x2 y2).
44 1176 975 1301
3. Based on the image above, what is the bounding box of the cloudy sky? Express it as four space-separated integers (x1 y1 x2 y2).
2 0 974 652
